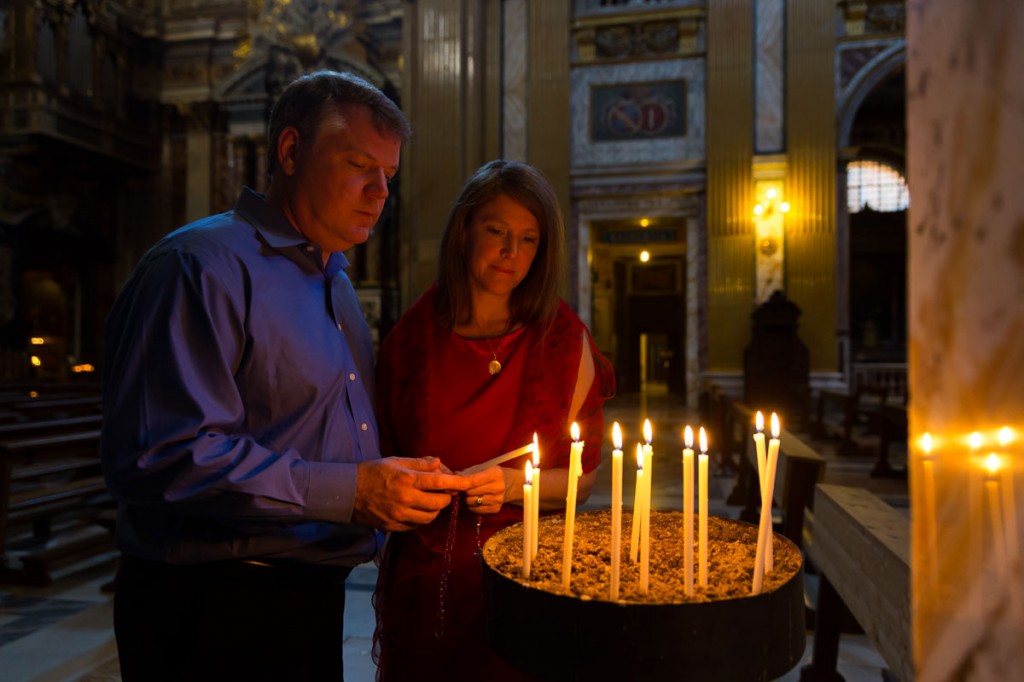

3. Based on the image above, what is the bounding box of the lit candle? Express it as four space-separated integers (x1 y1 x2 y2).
764 413 781 573
682 425 694 596
969 432 984 574
631 442 646 563
532 433 541 559
985 453 1006 567
636 445 649 593
753 411 767 498
523 461 533 579
998 427 1019 560
753 413 781 594
642 419 655 555
562 422 583 590
698 426 709 588
610 422 623 600
643 419 654 486
921 433 938 589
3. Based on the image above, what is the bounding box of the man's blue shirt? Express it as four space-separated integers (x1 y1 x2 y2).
101 188 380 565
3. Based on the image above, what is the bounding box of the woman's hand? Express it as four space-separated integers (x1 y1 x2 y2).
462 465 510 515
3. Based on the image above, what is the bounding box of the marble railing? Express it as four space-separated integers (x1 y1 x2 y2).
851 362 907 402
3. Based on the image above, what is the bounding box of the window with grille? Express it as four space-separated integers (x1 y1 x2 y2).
847 159 909 213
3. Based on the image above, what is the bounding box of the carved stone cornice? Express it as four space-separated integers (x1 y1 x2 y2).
572 4 705 65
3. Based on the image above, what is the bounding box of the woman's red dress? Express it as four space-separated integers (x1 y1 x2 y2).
373 287 614 681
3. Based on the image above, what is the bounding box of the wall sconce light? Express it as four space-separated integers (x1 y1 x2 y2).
639 250 650 263
639 217 650 228
753 186 788 255
753 188 790 218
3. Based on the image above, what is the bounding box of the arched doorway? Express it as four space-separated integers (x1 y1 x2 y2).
837 64 908 393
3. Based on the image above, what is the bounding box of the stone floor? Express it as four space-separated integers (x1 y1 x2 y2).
0 388 904 681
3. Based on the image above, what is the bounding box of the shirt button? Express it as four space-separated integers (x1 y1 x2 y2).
305 245 314 252
337 323 343 331
361 423 368 432
348 373 356 381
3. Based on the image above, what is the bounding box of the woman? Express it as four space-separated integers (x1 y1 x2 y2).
373 160 615 680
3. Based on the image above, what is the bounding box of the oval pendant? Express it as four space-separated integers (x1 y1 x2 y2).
488 359 502 375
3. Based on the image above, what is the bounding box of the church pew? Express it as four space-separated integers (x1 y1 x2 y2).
0 414 103 440
811 386 889 456
0 428 113 585
800 484 911 682
5 395 103 420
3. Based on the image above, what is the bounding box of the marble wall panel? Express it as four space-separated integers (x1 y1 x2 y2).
755 0 784 153
570 58 705 168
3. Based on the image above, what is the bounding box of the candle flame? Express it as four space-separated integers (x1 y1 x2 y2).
525 459 533 484
755 411 764 432
985 453 1002 476
921 432 933 456
571 421 581 442
643 419 653 444
770 413 780 438
636 442 644 471
969 431 983 450
532 432 540 467
699 427 708 454
612 422 622 450
998 427 1015 448
683 425 694 448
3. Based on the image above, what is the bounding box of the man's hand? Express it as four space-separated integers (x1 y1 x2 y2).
353 457 470 531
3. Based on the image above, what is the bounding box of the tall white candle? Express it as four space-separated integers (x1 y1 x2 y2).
532 433 541 559
753 411 767 498
753 413 781 593
639 460 650 594
985 454 1006 567
562 422 583 590
698 426 709 588
921 433 938 589
610 422 623 600
643 419 654 522
682 425 694 596
523 461 533 579
631 443 646 563
998 427 1019 559
764 413 781 573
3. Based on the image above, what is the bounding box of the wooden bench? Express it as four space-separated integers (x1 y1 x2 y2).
5 395 103 420
699 380 739 477
800 484 912 682
729 400 827 549
811 386 889 457
0 414 103 440
0 428 114 585
869 404 908 479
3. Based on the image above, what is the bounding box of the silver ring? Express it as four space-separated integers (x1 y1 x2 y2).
475 495 484 507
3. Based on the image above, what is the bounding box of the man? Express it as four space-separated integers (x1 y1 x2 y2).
100 71 468 681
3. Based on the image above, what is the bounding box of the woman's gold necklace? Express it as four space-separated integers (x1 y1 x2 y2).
484 335 504 375
477 321 510 375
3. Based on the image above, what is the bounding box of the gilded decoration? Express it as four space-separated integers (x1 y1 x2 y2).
574 10 704 65
596 21 680 60
238 0 363 72
839 1 905 38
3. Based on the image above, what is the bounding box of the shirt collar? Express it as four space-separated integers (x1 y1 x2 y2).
234 187 307 249
234 187 350 273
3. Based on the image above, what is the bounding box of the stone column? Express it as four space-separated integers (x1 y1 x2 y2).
908 2 1024 679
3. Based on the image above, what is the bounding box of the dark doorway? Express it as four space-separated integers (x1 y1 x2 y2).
614 258 685 395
